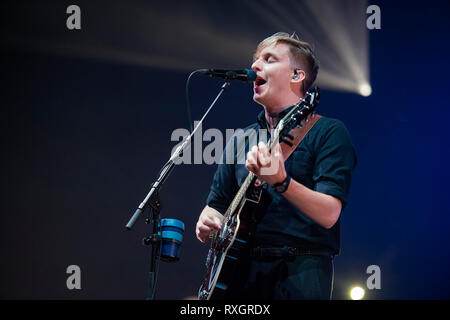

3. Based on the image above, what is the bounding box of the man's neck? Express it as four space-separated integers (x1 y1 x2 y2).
264 112 280 129
263 102 298 129
261 93 305 128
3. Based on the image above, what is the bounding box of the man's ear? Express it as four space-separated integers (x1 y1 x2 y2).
291 69 306 83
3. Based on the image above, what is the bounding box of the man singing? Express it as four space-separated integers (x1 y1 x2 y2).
196 32 357 299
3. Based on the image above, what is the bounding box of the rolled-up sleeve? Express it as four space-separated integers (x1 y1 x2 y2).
312 120 357 210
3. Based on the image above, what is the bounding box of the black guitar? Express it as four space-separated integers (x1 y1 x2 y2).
198 87 320 300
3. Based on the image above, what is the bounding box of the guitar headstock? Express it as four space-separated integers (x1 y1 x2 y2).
276 86 320 134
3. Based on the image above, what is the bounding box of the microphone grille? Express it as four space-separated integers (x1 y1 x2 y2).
244 69 257 82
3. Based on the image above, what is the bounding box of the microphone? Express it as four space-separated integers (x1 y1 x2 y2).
198 68 257 82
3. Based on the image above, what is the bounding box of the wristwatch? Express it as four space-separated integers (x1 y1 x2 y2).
272 174 291 194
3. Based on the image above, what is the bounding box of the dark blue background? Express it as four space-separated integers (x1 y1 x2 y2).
1 1 450 299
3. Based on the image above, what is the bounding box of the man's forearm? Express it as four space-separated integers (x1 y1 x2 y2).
281 178 342 229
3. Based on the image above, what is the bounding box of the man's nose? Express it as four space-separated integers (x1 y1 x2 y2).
251 59 261 72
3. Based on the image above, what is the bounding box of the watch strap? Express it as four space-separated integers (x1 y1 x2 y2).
272 174 291 193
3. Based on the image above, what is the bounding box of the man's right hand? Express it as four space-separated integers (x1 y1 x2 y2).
196 206 224 243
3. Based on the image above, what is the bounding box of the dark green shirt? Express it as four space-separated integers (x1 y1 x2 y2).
207 107 357 255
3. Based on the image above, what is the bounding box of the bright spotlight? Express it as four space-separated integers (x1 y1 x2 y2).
350 286 365 300
358 83 372 97
5 1 370 95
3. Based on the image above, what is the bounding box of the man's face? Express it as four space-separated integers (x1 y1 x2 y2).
251 42 295 109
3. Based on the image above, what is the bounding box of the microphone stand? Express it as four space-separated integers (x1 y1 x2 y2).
126 80 231 300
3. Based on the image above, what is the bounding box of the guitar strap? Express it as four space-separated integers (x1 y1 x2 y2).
279 114 322 160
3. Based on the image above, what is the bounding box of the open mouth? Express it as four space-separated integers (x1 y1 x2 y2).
255 76 267 86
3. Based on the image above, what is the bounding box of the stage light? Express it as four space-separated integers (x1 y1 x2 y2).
350 286 365 300
245 0 370 95
358 83 372 96
5 0 370 95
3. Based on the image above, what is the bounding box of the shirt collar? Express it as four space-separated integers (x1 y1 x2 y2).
256 104 297 129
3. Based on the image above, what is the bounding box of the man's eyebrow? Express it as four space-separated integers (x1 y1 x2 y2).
253 51 261 61
253 51 277 62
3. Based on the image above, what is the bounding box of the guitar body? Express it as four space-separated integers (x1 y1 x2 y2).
198 181 268 300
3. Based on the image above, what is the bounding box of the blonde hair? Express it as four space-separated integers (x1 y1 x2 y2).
254 32 319 93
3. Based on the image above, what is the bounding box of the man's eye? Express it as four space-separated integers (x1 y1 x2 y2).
267 56 275 63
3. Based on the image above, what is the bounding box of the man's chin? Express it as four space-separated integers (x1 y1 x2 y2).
253 93 265 106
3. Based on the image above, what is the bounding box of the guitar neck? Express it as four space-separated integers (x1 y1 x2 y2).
224 171 255 220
